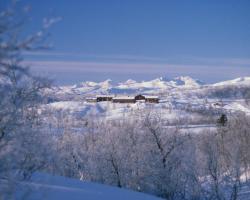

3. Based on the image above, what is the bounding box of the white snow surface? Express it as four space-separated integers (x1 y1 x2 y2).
15 173 162 200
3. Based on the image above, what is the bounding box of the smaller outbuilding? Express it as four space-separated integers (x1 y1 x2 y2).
144 96 159 103
135 94 159 103
135 94 146 101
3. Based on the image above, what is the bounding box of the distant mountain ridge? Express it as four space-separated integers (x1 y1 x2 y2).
46 76 250 101
72 76 203 91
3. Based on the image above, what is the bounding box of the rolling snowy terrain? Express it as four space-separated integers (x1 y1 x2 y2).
44 76 250 126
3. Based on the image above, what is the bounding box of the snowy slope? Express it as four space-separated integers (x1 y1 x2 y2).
110 76 202 94
169 76 203 87
213 77 250 86
57 79 112 96
15 173 162 200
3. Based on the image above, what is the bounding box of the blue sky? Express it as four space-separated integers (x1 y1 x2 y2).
3 0 250 85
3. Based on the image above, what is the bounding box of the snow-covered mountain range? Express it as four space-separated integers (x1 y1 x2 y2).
48 76 202 97
46 76 250 101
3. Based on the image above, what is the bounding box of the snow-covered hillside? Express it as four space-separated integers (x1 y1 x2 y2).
14 173 162 200
43 76 250 119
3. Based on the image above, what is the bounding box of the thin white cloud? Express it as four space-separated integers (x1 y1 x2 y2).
23 60 250 76
23 51 250 67
185 56 250 66
21 59 250 84
23 51 169 62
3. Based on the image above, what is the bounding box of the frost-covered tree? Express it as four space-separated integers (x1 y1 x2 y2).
0 2 53 198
